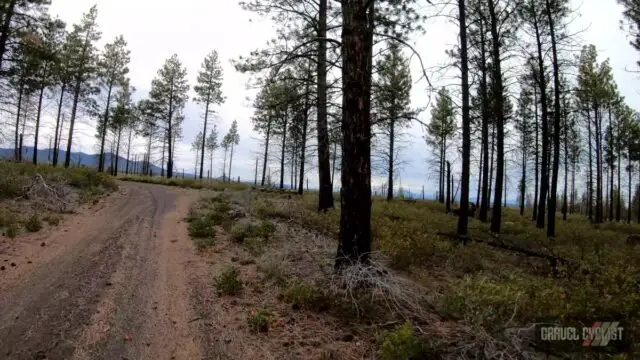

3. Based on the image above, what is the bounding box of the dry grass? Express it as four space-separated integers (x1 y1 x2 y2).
0 161 117 239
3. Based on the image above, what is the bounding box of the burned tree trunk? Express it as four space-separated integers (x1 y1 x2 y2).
335 0 374 269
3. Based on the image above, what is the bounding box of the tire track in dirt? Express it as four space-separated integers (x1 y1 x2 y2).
0 184 154 359
0 182 211 360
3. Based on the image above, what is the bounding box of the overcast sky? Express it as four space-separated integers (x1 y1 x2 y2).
33 0 640 199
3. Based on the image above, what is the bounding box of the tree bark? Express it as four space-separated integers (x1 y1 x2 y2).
261 115 272 186
33 85 46 165
335 0 373 269
533 86 539 221
279 109 288 189
98 82 114 172
479 15 490 223
533 7 550 229
199 97 210 179
488 0 506 234
52 85 66 167
387 119 395 201
14 81 23 161
0 0 17 72
457 0 471 239
298 73 310 195
546 0 561 236
316 0 334 211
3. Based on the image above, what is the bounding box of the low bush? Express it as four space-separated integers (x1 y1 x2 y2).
214 266 243 295
378 322 428 360
24 215 42 232
188 217 216 239
281 280 328 311
247 309 272 333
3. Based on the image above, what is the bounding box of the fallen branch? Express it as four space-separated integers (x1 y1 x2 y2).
20 174 74 213
436 231 578 267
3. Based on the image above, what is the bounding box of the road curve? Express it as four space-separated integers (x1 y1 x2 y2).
0 182 209 360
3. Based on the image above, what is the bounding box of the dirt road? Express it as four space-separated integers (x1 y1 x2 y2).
0 182 215 360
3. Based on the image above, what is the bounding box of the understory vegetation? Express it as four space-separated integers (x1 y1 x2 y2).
119 175 249 192
188 188 639 359
0 161 117 238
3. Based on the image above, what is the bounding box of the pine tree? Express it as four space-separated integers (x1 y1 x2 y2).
148 54 189 179
226 120 240 182
109 82 133 176
372 41 414 201
63 5 101 168
515 84 535 216
96 35 131 172
191 131 204 178
205 125 219 179
426 88 456 204
194 50 225 179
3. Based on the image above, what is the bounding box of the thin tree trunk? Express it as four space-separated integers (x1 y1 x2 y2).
533 8 550 229
546 0 561 236
229 142 235 182
476 143 483 207
488 0 506 234
446 161 451 213
65 78 83 168
387 119 395 201
533 87 539 221
479 15 490 223
52 85 66 167
279 111 288 189
261 116 272 186
199 99 210 179
298 73 310 195
114 126 122 176
457 0 471 239
125 128 133 174
617 109 622 222
98 82 114 172
33 85 46 164
317 0 334 211
14 82 24 161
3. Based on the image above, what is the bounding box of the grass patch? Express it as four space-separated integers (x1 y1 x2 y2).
214 266 243 295
230 219 276 243
0 161 117 205
247 190 640 357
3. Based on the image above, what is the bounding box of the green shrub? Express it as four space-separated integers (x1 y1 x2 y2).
24 215 42 232
281 280 327 310
247 309 272 333
214 266 243 295
0 209 17 228
188 217 215 239
6 222 19 238
194 237 216 250
44 215 61 226
378 322 427 360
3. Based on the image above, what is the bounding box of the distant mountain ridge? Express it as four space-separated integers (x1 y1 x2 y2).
0 146 166 175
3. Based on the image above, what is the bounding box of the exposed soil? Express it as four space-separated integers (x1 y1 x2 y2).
0 182 213 360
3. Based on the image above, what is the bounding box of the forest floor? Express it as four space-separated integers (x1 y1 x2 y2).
1 166 638 359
